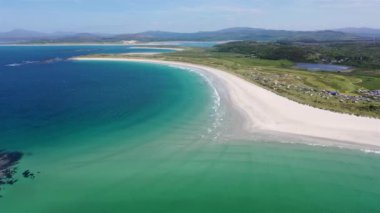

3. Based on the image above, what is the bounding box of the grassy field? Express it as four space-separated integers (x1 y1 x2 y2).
80 48 380 118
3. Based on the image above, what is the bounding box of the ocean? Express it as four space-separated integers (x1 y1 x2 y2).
1 46 380 212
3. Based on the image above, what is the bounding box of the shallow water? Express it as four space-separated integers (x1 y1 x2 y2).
1 46 380 212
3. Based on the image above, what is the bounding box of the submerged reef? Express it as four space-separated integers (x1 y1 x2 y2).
0 150 37 197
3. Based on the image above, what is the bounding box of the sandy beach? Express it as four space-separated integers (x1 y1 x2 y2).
121 52 163 55
73 57 380 148
128 46 184 51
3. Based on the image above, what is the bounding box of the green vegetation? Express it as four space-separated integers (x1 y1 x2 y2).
215 41 380 69
81 47 380 118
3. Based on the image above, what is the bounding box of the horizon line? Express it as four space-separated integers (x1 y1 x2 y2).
1 26 379 35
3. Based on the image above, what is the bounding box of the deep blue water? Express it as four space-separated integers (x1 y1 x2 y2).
0 45 173 67
0 46 203 150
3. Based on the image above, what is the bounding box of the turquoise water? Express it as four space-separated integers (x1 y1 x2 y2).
1 46 380 212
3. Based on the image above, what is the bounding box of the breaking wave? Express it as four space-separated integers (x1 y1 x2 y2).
5 57 65 67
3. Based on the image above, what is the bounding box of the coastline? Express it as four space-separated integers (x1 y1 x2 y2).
120 52 164 55
72 57 380 149
128 46 184 51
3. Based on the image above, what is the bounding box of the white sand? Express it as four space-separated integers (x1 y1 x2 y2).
128 47 184 51
121 52 162 55
73 57 380 148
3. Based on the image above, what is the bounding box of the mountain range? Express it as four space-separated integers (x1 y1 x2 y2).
334 28 380 39
0 27 378 44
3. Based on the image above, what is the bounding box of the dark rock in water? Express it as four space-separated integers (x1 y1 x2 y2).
0 150 24 197
1 150 39 197
0 150 23 169
22 170 31 177
7 179 17 185
22 170 35 179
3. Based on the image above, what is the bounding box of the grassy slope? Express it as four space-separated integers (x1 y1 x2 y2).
81 49 380 118
346 69 380 90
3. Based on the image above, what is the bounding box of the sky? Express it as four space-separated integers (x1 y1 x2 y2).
0 0 379 33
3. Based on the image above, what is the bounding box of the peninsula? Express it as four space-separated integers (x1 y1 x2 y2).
73 56 380 149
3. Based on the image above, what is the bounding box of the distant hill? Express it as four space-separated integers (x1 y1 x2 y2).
114 27 360 42
0 27 363 43
335 28 380 39
0 29 49 42
0 29 104 43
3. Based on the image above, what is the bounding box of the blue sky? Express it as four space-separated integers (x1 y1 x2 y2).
0 0 379 33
